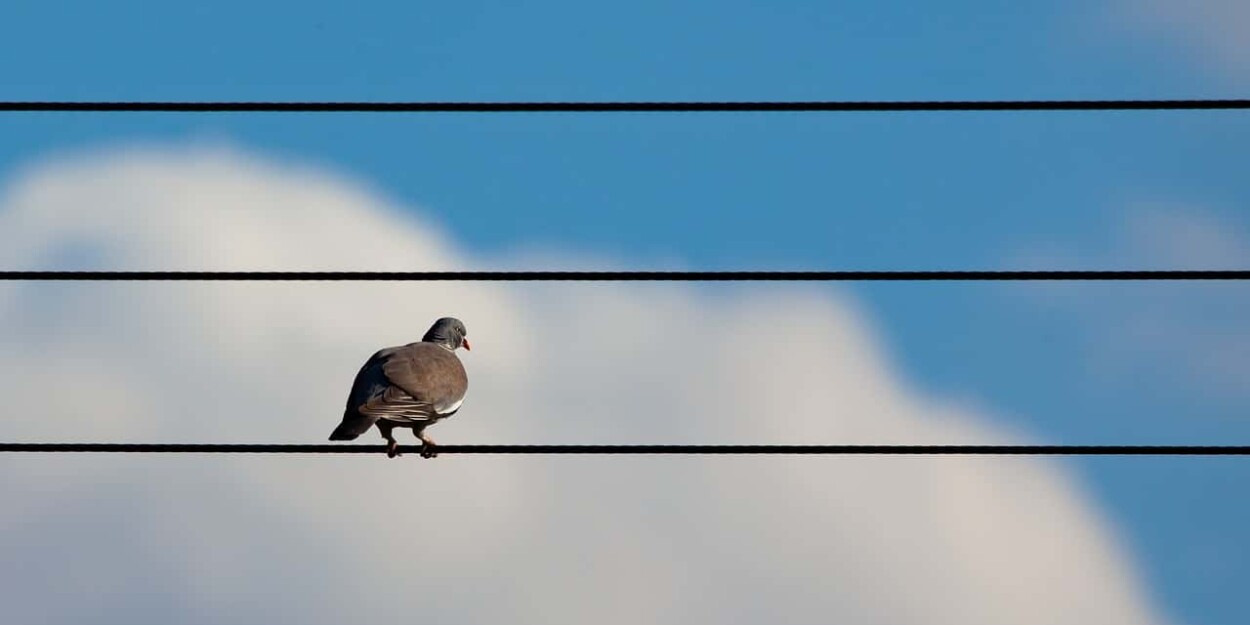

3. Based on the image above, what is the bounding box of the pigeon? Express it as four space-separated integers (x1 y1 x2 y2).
329 317 470 458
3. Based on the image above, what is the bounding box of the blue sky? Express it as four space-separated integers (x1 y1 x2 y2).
2 2 1248 623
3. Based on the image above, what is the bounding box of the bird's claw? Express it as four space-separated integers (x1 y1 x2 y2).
386 441 401 458
420 442 438 459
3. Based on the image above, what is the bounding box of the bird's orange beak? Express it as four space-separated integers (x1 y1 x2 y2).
462 338 471 351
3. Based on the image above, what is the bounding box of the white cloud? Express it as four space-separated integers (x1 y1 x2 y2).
0 144 1170 625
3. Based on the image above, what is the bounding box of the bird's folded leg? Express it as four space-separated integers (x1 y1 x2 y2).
378 422 401 458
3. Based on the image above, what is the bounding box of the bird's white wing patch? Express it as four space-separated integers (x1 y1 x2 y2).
436 397 464 416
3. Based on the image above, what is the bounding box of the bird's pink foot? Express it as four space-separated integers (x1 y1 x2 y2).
420 437 438 459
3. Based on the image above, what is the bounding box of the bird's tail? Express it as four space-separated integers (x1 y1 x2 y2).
328 426 357 441
328 410 368 441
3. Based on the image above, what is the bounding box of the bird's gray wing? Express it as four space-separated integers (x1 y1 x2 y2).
344 345 440 425
381 342 468 417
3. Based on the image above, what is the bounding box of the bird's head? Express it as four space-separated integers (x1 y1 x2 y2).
423 317 470 351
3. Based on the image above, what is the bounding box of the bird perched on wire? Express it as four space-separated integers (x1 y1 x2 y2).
329 317 470 458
